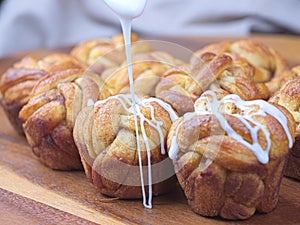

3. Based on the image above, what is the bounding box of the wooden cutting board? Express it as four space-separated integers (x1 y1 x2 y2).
1 35 300 225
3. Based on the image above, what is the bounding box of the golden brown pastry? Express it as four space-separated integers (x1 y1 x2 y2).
167 90 295 220
193 39 289 94
37 53 87 73
100 51 183 99
70 33 152 73
155 65 198 116
156 52 269 116
73 94 178 199
0 54 84 134
271 65 300 95
269 74 300 179
19 68 103 170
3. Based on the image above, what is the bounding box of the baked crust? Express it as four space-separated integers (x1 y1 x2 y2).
193 39 289 94
270 74 300 179
19 68 102 170
156 52 269 116
73 95 177 198
167 93 295 219
0 54 85 134
100 51 183 99
0 56 47 134
70 33 152 72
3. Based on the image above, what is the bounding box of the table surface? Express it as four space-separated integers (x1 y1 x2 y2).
1 34 300 225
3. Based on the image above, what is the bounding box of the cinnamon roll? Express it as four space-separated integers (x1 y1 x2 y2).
73 94 178 200
19 68 103 170
0 54 84 134
270 72 300 179
167 90 295 219
156 52 269 116
70 33 152 72
100 51 183 99
193 39 289 94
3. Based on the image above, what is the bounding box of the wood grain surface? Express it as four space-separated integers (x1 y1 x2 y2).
1 35 300 225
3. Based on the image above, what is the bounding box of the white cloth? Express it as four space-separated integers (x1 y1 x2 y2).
0 0 300 56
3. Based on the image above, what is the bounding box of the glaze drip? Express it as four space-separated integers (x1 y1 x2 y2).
169 90 293 164
95 94 177 208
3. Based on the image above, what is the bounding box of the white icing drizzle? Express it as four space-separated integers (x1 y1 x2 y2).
168 112 194 160
94 94 177 208
168 136 179 160
197 91 292 163
169 90 293 164
141 98 179 154
103 0 150 208
87 98 95 107
95 94 178 156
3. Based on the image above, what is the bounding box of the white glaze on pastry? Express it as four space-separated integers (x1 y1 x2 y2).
169 90 293 164
103 0 151 208
94 94 177 208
